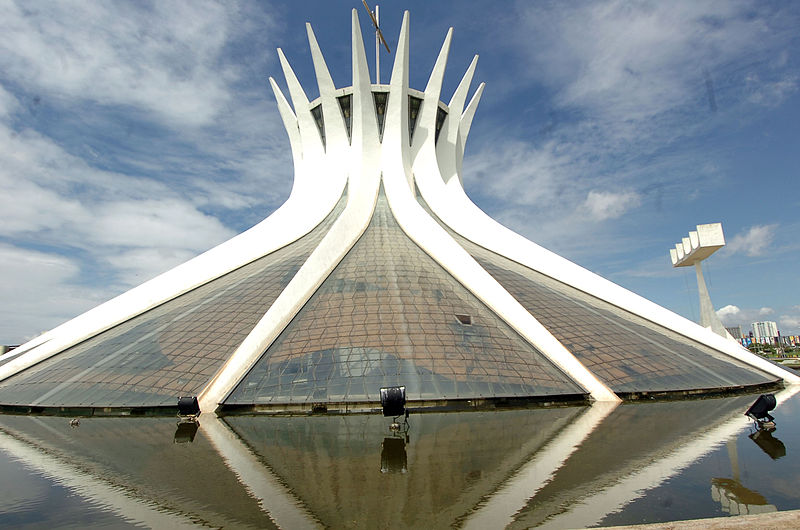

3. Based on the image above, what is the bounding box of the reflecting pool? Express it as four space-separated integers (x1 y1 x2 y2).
1 387 799 528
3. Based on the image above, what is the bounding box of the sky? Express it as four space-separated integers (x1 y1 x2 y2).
1 0 799 345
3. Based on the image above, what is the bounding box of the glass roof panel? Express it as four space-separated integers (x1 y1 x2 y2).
226 191 584 405
0 194 346 408
454 235 777 393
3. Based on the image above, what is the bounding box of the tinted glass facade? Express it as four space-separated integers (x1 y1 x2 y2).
453 234 777 393
226 192 584 405
0 185 781 411
0 197 346 408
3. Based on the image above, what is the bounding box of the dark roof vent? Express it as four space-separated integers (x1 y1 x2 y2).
337 94 352 142
373 91 388 140
310 104 325 148
455 314 472 325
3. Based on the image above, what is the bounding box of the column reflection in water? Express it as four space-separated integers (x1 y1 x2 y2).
0 390 799 528
709 409 787 517
222 406 586 528
710 438 776 516
0 415 280 528
512 386 799 529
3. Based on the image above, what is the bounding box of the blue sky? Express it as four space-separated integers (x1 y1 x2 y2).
1 0 799 345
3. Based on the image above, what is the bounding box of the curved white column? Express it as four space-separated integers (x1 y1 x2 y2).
199 9 383 412
0 425 199 528
431 175 799 384
536 385 800 529
1 45 346 384
413 36 800 387
436 54 478 187
462 401 618 529
201 415 322 528
385 16 617 402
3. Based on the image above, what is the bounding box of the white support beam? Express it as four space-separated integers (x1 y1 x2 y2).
198 8 383 412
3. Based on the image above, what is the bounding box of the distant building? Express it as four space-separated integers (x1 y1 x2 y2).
725 326 743 339
752 321 779 340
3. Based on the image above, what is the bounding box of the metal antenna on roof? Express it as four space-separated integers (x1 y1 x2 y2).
362 1 391 84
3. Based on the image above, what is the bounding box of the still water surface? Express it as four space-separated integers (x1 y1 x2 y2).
0 387 799 528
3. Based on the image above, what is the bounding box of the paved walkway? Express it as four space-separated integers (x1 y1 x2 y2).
600 509 800 529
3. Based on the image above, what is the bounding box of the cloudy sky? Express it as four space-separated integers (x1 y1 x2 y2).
1 0 799 345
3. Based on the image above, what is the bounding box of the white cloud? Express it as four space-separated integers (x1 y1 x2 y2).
724 224 777 257
463 140 586 253
0 1 289 218
0 114 238 318
0 1 290 343
780 314 800 332
105 248 200 286
717 304 741 319
717 304 753 328
746 74 799 107
583 190 641 221
514 1 791 126
0 0 240 127
0 244 110 343
780 306 800 334
477 0 800 225
0 85 18 118
0 123 233 253
715 304 797 333
465 139 569 207
0 177 89 236
91 199 234 250
462 137 648 258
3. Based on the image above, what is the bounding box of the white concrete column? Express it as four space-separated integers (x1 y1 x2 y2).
415 81 800 385
388 17 618 402
198 9 383 412
462 401 618 529
695 261 728 336
0 69 345 384
201 416 322 527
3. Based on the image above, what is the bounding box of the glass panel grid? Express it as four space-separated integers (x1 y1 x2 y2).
0 195 346 407
227 192 583 405
443 225 776 393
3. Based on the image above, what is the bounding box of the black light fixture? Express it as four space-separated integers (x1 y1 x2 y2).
380 386 410 436
380 386 406 417
744 394 776 425
177 396 201 418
